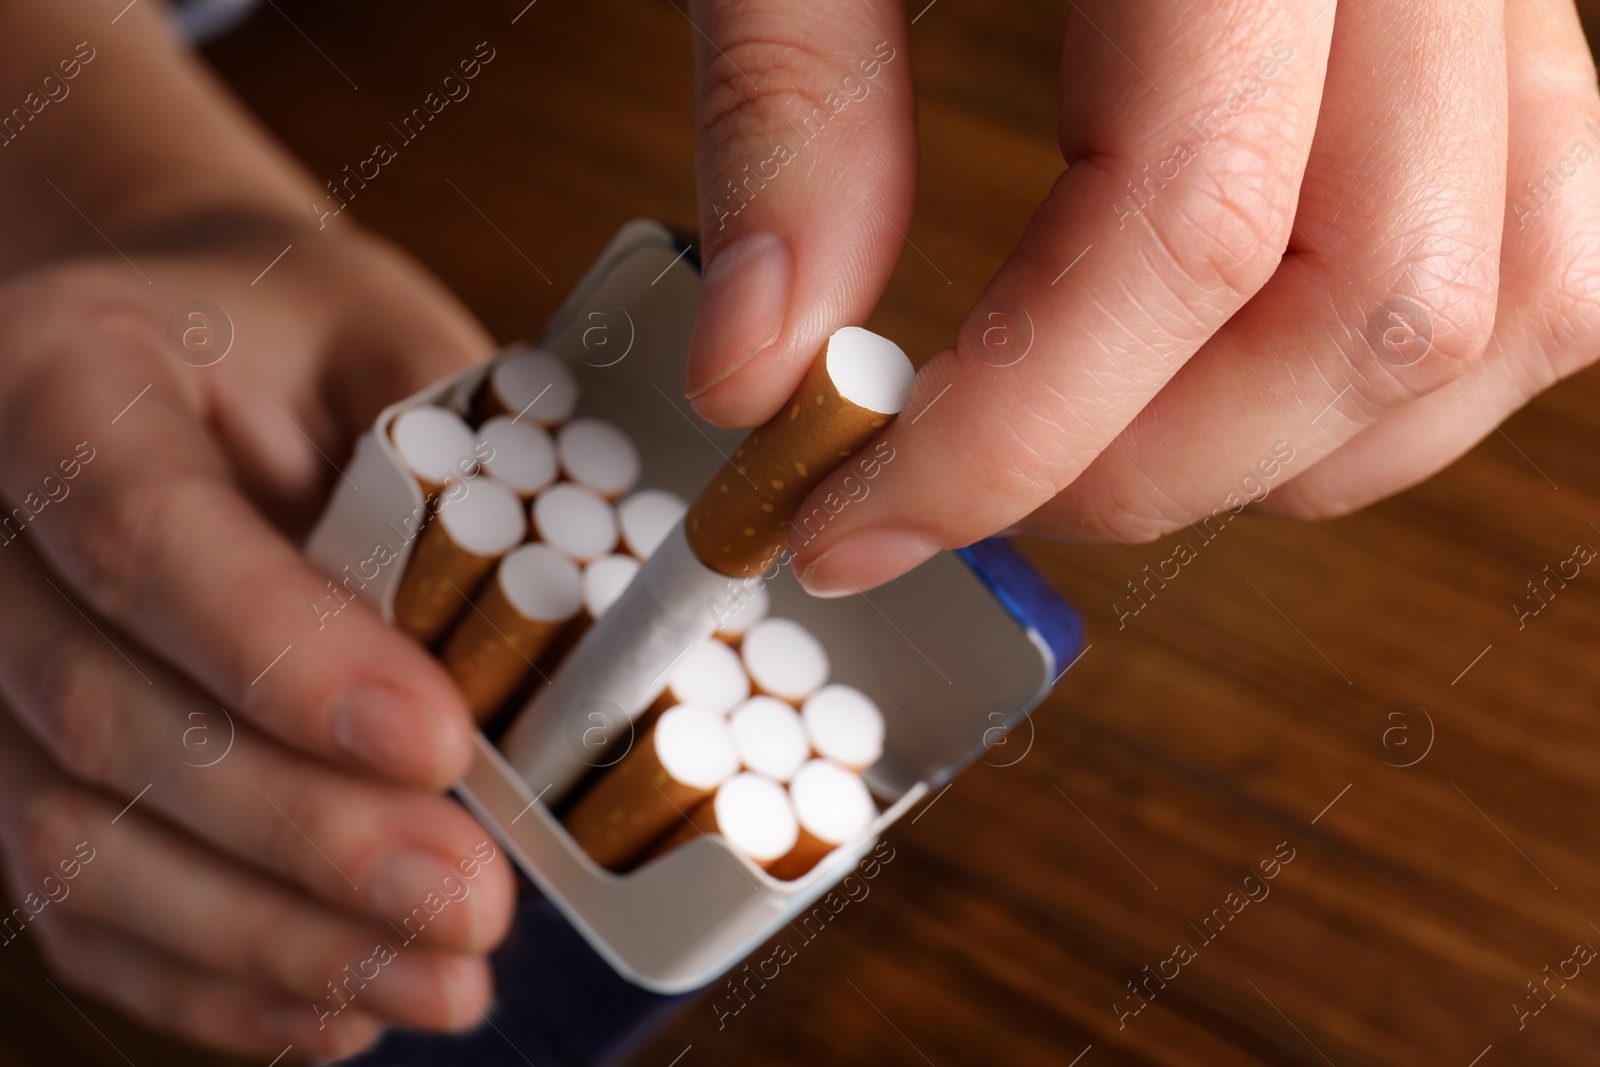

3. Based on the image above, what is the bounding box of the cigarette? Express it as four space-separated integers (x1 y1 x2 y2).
441 543 581 721
740 617 830 703
534 552 640 676
502 327 913 796
389 407 479 497
684 325 915 579
392 476 525 644
562 703 738 871
476 416 558 500
530 483 619 563
582 554 641 621
655 637 750 718
800 684 885 771
556 417 641 500
768 758 876 881
728 696 809 782
714 580 770 645
475 348 579 428
616 488 688 559
654 772 799 869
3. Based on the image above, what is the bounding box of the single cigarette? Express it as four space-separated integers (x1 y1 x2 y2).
530 483 618 563
502 327 912 796
616 488 688 559
714 580 770 645
476 348 579 428
582 553 641 621
389 407 479 497
562 704 738 871
800 684 885 771
768 758 876 881
441 544 581 721
728 696 809 782
392 476 525 644
684 325 915 578
476 416 558 499
654 772 798 869
656 637 750 717
556 417 642 500
740 617 829 703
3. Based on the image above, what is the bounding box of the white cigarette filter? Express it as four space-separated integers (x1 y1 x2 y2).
714 580 770 644
562 704 739 871
501 327 913 797
728 697 810 782
800 684 885 771
389 406 478 495
476 416 558 499
616 488 688 560
442 544 582 721
478 348 579 427
768 758 876 881
741 617 830 703
531 483 618 563
582 554 641 621
661 637 750 717
684 325 915 578
557 417 642 500
658 772 799 869
392 476 525 644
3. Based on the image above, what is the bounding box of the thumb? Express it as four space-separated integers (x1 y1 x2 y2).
684 0 915 428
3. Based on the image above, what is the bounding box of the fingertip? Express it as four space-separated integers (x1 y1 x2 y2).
685 232 793 405
796 527 942 598
329 673 476 789
262 1000 385 1060
439 954 496 1033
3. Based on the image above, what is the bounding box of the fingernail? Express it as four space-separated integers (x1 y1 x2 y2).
686 232 792 399
799 528 941 598
370 851 465 927
332 685 444 785
381 954 490 1032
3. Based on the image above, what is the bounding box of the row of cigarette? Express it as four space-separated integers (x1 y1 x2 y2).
563 619 885 878
375 349 886 879
378 351 741 718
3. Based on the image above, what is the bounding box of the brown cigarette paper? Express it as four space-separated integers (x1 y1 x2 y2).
653 772 798 869
685 327 914 578
767 758 876 881
392 477 524 644
562 704 737 871
442 544 581 721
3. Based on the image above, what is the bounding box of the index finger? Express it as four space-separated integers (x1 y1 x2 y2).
0 274 473 787
790 0 1335 592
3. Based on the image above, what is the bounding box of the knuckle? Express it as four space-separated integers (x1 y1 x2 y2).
258 783 346 891
17 788 97 888
71 475 212 627
29 640 122 784
1064 472 1183 544
1093 134 1295 309
1342 242 1500 409
701 37 836 132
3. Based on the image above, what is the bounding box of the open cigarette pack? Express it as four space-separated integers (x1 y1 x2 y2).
305 220 1083 995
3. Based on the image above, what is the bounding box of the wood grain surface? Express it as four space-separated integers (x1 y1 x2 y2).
5 1 1600 1065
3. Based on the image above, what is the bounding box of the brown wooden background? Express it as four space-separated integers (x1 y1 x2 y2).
6 1 1600 1064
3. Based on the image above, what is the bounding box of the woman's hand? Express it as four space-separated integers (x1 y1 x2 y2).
0 223 516 1061
684 0 1600 594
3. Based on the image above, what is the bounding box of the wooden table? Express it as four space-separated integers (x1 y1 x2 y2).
5 1 1600 1064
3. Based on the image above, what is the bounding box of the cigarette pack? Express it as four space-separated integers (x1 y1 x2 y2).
305 220 1083 998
